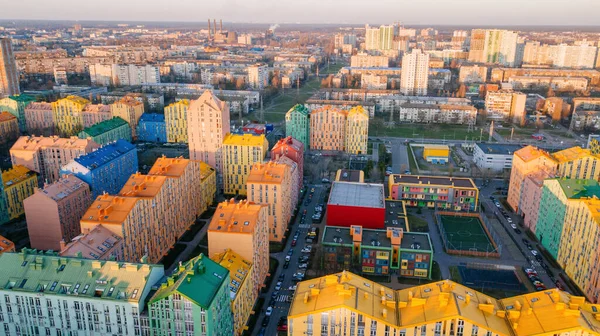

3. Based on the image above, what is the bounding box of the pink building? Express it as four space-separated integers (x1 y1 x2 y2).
521 169 554 233
10 135 99 183
24 102 55 136
271 136 304 190
82 104 111 128
187 90 230 176
275 156 300 210
59 224 124 260
24 174 92 251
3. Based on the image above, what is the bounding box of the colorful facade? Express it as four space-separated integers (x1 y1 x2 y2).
60 139 137 198
554 146 600 180
222 133 268 195
208 200 269 297
148 254 234 336
137 113 167 143
310 105 347 152
110 96 144 138
247 162 293 241
275 155 300 210
187 91 230 175
199 161 217 214
0 235 15 254
211 249 255 336
24 174 92 251
24 102 54 136
78 116 132 145
521 169 554 233
322 226 433 278
388 174 479 211
81 103 111 129
285 104 310 146
0 94 35 132
60 223 124 261
1 165 37 220
271 136 304 191
0 111 18 144
422 144 450 164
345 106 369 154
165 99 189 143
288 271 600 336
51 95 90 136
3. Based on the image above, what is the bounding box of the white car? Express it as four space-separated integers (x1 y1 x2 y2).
507 218 513 223
275 282 282 291
288 285 297 291
301 245 313 253
265 307 273 316
298 263 308 269
510 224 517 229
531 250 539 256
285 255 291 262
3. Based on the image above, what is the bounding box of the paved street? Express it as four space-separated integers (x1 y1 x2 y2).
391 140 409 174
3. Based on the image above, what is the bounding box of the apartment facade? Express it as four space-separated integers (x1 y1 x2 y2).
137 113 167 143
458 64 488 83
285 104 310 147
199 161 217 214
222 133 268 195
247 64 268 90
350 54 389 68
0 38 20 97
520 169 554 234
310 106 347 152
24 102 55 136
388 174 479 211
401 49 429 96
1 165 37 220
0 111 19 144
0 94 35 132
165 99 189 143
553 146 600 180
345 106 369 155
208 200 269 297
485 90 527 124
110 96 144 138
78 116 132 145
24 174 92 251
51 95 90 136
468 29 519 66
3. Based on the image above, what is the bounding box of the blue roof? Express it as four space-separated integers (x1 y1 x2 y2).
74 140 136 170
139 113 165 123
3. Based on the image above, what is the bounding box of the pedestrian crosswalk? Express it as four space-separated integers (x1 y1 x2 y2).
298 223 311 229
276 295 290 303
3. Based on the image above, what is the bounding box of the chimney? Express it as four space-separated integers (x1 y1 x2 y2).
59 240 66 250
213 19 217 35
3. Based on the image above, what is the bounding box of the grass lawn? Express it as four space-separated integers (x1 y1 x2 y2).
407 214 429 232
496 127 536 140
407 145 418 172
369 122 480 141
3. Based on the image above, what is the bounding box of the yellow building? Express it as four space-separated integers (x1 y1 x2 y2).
164 99 189 143
200 161 217 214
0 111 19 145
0 234 15 255
51 95 90 136
247 162 292 242
222 133 269 195
110 96 144 138
288 271 600 336
423 144 450 164
553 146 600 180
2 165 37 220
345 106 369 154
208 200 269 297
310 106 347 152
211 249 255 336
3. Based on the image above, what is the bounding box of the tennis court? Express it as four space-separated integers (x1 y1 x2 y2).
458 265 525 293
439 215 495 253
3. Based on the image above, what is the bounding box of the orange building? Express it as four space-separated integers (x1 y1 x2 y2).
24 174 92 251
110 96 144 138
0 235 15 255
310 106 347 151
208 199 269 296
246 162 292 242
0 111 19 145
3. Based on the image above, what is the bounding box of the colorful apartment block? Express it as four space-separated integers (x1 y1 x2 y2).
78 116 132 145
59 223 124 261
165 99 189 143
61 139 137 198
0 249 165 336
285 104 310 146
271 135 304 191
51 95 90 136
322 226 433 279
553 146 600 180
187 90 230 175
507 145 557 213
24 102 54 136
247 162 292 242
222 133 268 195
148 254 234 336
137 113 167 143
0 111 18 144
0 94 36 132
345 106 369 154
288 272 600 336
275 155 300 210
0 235 15 254
110 96 144 138
310 105 347 152
388 174 479 211
82 103 111 129
199 161 217 214
211 249 255 336
1 165 37 220
521 169 554 233
24 174 92 251
208 200 269 297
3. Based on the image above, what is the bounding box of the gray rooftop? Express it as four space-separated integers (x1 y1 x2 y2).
475 143 522 155
400 232 432 251
322 226 432 251
328 182 385 209
391 175 476 189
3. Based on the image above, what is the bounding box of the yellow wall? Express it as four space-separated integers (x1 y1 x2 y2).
110 99 144 138
51 96 89 136
199 162 217 214
164 100 189 143
423 147 449 159
557 155 600 180
3 166 37 220
222 134 268 195
345 106 369 154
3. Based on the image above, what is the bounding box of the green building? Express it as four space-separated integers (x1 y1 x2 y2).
148 254 234 336
0 94 36 132
321 225 434 279
285 104 310 147
536 179 600 259
78 116 132 145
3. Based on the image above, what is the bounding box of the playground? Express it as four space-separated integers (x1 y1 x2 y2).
437 212 501 258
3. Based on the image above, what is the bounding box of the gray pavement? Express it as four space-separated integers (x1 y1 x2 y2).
391 141 410 174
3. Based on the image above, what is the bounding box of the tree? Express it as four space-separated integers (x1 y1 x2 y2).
456 84 467 98
235 77 246 90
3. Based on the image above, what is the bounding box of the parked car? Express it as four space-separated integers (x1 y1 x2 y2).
271 291 279 299
531 250 539 256
278 274 285 281
288 285 297 291
298 256 309 263
285 255 291 262
287 249 294 256
262 317 270 327
277 317 288 332
535 254 543 262
514 228 522 234
283 261 290 269
305 237 314 244
275 282 282 291
301 245 313 253
298 263 308 269
265 307 273 316
524 268 537 276
291 239 297 247
521 238 529 245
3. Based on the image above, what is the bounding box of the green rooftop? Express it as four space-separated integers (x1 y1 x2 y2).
0 249 164 303
150 254 229 309
288 104 310 116
80 117 129 137
555 179 600 199
7 94 36 103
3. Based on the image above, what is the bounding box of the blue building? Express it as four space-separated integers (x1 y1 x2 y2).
137 113 167 143
61 140 138 199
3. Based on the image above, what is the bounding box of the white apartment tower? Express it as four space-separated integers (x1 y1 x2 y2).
401 49 429 96
247 64 268 90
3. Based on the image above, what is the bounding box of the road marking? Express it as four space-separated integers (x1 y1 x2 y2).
276 295 290 302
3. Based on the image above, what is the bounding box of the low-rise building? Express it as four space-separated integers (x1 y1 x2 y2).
350 54 389 68
137 113 167 143
78 116 132 145
508 76 588 91
335 169 364 183
327 181 386 229
0 111 19 144
422 144 449 164
459 64 488 83
2 165 37 221
397 103 477 124
222 134 268 195
473 143 522 173
388 174 479 211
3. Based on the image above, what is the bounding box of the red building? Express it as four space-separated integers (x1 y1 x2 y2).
242 123 266 134
327 182 385 229
271 136 304 189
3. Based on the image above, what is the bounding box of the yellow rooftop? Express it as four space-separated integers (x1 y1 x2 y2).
54 95 90 107
199 161 216 180
119 173 167 198
165 99 189 108
148 156 191 178
208 199 264 235
223 133 267 147
347 106 368 118
553 146 596 163
81 195 140 225
2 165 36 188
211 248 252 300
515 145 555 163
247 162 289 185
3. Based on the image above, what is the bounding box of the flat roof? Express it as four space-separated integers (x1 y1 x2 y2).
139 113 165 123
2 165 36 188
208 200 264 234
336 169 363 182
74 139 135 170
475 143 523 155
38 175 87 201
328 182 385 209
399 232 432 251
391 175 476 189
211 249 252 301
80 117 128 137
322 226 431 251
0 111 16 122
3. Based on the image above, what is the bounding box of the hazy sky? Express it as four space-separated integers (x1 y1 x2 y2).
2 0 599 26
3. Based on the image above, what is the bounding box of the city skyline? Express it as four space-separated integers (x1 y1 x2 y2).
1 0 600 26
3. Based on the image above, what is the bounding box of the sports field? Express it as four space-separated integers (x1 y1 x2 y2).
458 266 525 292
439 215 495 252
